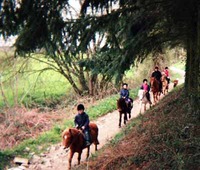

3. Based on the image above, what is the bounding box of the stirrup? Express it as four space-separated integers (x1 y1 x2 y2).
85 141 91 146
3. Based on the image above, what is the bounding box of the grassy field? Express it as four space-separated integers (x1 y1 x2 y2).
0 54 71 108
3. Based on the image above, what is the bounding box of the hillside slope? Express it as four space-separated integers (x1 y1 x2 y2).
76 86 200 170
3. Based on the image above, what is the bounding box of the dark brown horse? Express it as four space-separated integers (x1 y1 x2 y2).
117 98 133 128
150 77 161 103
62 123 99 170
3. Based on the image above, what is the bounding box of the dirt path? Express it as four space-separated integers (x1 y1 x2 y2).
27 97 163 169
12 68 185 170
28 100 145 170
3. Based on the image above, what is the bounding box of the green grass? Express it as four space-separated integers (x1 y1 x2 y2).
0 56 71 107
172 61 186 70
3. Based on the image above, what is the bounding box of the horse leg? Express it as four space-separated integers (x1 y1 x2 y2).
153 94 156 104
77 151 82 165
119 112 122 128
95 143 98 151
139 101 142 113
144 104 146 111
86 146 90 160
68 150 74 170
124 112 127 125
129 111 131 119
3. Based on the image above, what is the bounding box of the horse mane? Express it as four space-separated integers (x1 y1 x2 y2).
150 77 160 92
69 128 80 135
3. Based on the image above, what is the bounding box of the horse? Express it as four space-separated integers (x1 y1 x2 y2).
138 89 151 113
161 74 169 95
150 77 161 104
173 79 179 88
117 98 133 128
62 123 99 170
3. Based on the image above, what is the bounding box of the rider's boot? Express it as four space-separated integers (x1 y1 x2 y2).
84 131 91 146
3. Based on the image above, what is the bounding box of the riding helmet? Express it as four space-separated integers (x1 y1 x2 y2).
77 104 85 111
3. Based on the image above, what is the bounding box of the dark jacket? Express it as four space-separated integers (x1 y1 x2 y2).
151 71 162 81
74 112 90 131
120 89 129 99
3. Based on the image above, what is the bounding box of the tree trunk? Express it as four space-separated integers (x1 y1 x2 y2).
186 4 200 119
79 66 89 94
192 5 200 119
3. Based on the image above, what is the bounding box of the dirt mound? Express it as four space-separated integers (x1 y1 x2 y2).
0 107 67 150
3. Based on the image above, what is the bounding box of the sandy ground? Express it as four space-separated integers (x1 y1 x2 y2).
10 67 185 170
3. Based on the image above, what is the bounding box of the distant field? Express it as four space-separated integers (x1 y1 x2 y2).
0 52 71 107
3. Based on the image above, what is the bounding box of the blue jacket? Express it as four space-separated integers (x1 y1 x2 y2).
120 89 129 99
74 112 90 131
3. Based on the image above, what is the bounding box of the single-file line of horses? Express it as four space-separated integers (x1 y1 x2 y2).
61 67 179 169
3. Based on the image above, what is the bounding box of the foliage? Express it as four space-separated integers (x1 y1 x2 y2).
0 0 199 112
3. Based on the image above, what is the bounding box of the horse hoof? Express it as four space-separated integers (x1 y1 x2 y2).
119 125 121 128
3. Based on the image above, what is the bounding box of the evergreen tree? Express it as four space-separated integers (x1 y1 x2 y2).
0 0 199 115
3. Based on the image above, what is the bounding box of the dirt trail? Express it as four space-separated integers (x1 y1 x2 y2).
28 100 144 170
13 68 185 170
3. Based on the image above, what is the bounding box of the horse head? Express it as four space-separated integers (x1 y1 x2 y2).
62 128 80 149
117 98 127 111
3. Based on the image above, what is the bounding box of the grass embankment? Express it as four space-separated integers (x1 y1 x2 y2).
0 89 138 169
76 86 200 170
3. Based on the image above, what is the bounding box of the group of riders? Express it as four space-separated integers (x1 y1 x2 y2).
73 66 170 147
120 66 170 105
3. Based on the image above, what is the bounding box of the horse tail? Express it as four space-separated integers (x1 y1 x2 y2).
89 123 99 145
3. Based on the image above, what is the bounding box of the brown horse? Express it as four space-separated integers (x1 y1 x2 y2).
117 98 133 128
62 123 99 170
150 77 161 103
161 74 169 95
173 79 179 88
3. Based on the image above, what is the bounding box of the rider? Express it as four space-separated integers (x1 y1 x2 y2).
140 79 152 104
120 83 130 103
74 104 91 146
151 66 162 93
163 67 170 84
